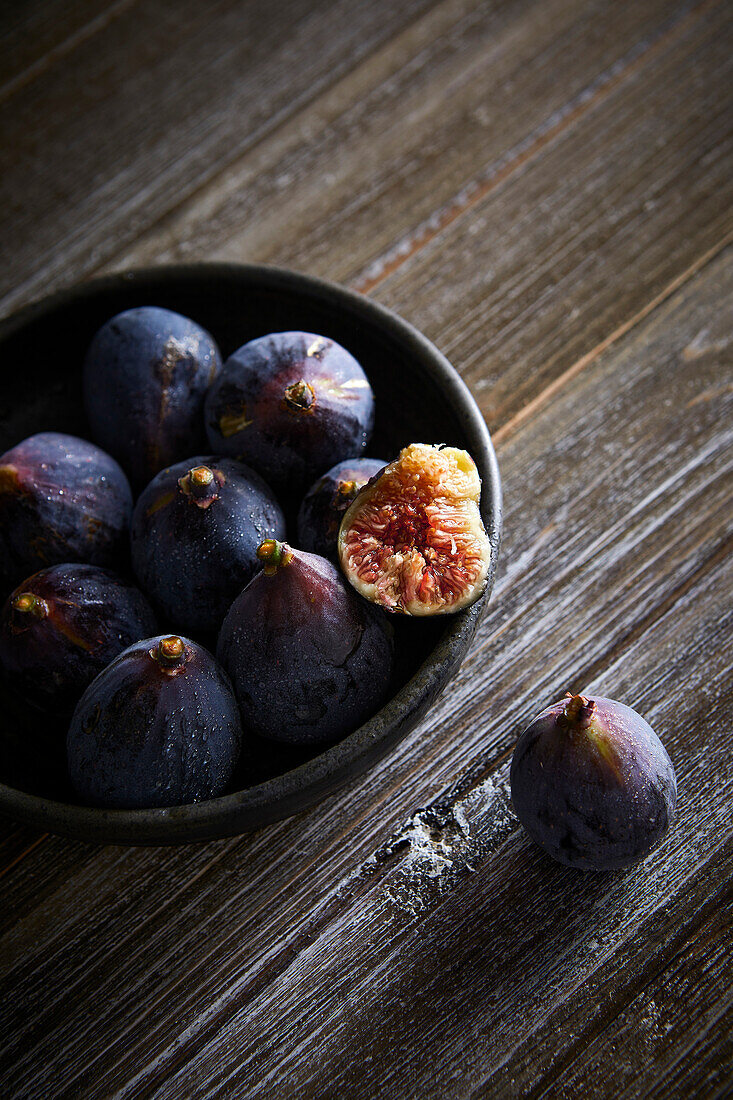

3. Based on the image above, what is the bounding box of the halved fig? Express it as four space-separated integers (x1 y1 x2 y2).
338 443 491 615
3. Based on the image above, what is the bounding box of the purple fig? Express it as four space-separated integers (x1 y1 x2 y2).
130 456 286 636
0 563 158 715
297 457 386 561
217 540 394 745
204 331 374 498
67 635 242 808
510 693 677 870
0 432 133 588
83 306 222 488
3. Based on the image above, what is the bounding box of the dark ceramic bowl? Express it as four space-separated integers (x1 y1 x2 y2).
0 264 501 844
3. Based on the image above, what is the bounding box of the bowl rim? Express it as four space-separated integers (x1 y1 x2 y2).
0 262 502 844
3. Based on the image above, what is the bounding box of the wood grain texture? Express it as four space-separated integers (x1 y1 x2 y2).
0 0 437 315
368 0 733 432
526 885 733 1100
479 841 733 1098
0 0 139 103
112 0 699 279
114 0 733 435
1 243 730 1099
1 2 732 1096
111 248 733 1100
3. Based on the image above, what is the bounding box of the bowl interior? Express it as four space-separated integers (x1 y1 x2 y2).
0 265 500 842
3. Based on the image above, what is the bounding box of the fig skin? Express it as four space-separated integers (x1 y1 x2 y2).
297 457 386 561
0 432 133 589
0 563 158 716
338 442 492 616
204 331 375 498
510 693 677 871
83 306 222 488
130 456 286 636
217 541 394 746
67 635 242 809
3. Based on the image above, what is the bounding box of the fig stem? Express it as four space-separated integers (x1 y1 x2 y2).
178 465 220 506
559 693 597 729
283 379 316 413
257 539 294 575
12 592 49 619
154 636 186 668
0 463 20 494
190 465 214 489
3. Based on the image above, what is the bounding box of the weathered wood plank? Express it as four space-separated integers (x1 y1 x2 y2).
530 888 733 1100
0 0 438 315
475 841 733 1097
0 823 45 900
108 0 733 438
1 241 729 1098
147 554 733 1099
112 0 698 286
368 0 733 433
0 829 47 886
642 1000 733 1100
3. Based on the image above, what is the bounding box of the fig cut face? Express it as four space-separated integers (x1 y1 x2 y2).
338 443 491 615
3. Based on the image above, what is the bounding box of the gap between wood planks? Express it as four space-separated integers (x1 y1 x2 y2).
0 0 445 318
542 901 733 1100
0 832 47 883
350 0 718 296
73 0 714 308
567 531 733 699
492 230 733 447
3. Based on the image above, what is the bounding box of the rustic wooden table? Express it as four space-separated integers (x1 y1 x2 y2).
1 2 732 1097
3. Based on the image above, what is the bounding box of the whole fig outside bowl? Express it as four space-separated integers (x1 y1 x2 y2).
510 693 677 871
